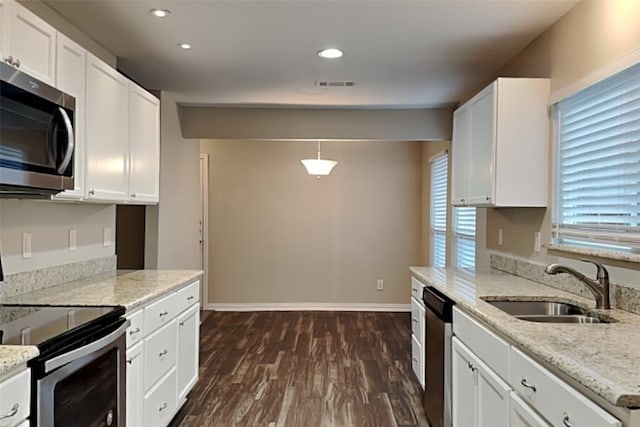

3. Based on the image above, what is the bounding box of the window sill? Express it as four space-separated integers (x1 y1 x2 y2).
546 242 640 264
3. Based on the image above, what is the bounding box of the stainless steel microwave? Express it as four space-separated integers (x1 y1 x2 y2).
0 62 75 197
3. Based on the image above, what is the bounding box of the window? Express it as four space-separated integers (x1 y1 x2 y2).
430 152 448 267
452 206 476 269
554 61 640 253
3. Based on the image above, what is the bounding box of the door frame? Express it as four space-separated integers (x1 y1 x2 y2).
199 153 210 310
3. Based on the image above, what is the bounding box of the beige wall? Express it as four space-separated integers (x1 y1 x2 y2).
145 92 202 270
421 141 451 266
0 201 115 274
484 0 640 278
180 107 453 141
200 139 423 305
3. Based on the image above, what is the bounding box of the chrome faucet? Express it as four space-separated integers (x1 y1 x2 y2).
544 259 611 309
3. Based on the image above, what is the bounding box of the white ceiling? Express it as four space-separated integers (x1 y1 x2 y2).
44 0 578 108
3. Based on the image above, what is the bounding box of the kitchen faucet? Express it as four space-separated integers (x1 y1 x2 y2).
544 259 611 309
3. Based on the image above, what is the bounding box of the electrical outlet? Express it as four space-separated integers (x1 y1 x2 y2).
22 232 32 259
377 279 384 291
534 231 542 253
103 227 112 247
69 229 77 251
497 228 504 246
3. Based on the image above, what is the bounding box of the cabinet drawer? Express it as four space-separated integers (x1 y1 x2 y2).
510 347 621 427
144 368 177 427
453 307 509 380
0 368 30 425
411 334 423 388
411 277 425 301
176 280 200 314
144 320 177 391
144 292 177 334
126 309 144 348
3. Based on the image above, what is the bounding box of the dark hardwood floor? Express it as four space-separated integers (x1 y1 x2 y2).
169 311 429 427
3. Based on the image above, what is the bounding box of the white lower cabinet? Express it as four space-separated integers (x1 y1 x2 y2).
125 279 201 427
144 368 177 427
0 367 30 427
126 341 144 427
452 307 622 427
510 392 550 427
177 304 200 402
410 277 426 389
452 337 510 427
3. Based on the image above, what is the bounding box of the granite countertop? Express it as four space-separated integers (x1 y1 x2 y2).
410 266 640 409
0 269 203 376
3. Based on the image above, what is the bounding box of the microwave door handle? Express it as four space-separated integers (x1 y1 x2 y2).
56 107 75 174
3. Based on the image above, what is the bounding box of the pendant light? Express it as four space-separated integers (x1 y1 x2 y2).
301 141 337 177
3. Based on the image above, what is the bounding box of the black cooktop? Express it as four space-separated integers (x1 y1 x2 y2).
0 304 125 348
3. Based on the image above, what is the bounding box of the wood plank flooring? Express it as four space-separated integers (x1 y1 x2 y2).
169 311 429 427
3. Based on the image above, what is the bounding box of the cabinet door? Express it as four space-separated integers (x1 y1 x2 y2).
477 357 510 427
466 83 496 205
53 33 86 200
129 83 160 204
451 106 469 205
85 54 129 201
452 338 477 427
126 342 144 427
177 304 199 402
510 392 550 427
6 0 56 84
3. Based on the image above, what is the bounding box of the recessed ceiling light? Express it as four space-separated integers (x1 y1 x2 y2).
317 48 343 59
149 9 170 18
178 43 192 50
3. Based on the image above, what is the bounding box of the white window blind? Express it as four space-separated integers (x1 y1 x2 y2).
554 60 640 253
430 152 448 267
453 206 476 269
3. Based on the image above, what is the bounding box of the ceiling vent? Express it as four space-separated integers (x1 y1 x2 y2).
315 80 355 88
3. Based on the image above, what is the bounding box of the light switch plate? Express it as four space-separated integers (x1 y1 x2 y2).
22 232 32 259
69 229 77 251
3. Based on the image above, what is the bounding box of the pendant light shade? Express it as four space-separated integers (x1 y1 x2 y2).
301 141 337 176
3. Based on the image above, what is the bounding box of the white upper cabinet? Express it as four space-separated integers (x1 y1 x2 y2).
1 0 56 85
54 34 86 200
451 78 550 207
85 54 130 202
129 83 160 204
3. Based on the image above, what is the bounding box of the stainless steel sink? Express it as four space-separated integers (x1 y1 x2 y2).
482 299 616 324
515 315 603 324
485 300 588 316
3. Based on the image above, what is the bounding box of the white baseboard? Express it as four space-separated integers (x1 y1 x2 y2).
203 302 411 312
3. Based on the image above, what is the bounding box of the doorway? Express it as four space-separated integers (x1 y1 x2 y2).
199 153 210 310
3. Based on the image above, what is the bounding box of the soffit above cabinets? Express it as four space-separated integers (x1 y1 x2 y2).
43 0 577 108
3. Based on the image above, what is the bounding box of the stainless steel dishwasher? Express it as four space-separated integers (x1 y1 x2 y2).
423 286 455 427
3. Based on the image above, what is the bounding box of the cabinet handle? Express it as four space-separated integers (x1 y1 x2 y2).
159 402 168 412
14 58 20 68
562 413 573 427
520 378 537 393
88 189 96 196
412 356 418 362
0 403 19 420
4 56 14 66
159 311 169 317
412 288 418 292
412 317 418 323
131 193 136 198
486 196 490 201
128 327 140 335
126 358 133 364
159 349 168 357
179 321 185 326
187 296 195 301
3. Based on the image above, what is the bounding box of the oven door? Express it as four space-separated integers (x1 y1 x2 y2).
36 322 128 427
0 63 75 193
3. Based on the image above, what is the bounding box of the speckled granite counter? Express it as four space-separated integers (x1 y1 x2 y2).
0 346 39 377
0 269 203 375
410 266 640 409
1 270 203 311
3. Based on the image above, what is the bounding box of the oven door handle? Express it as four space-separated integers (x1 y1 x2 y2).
44 320 130 374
